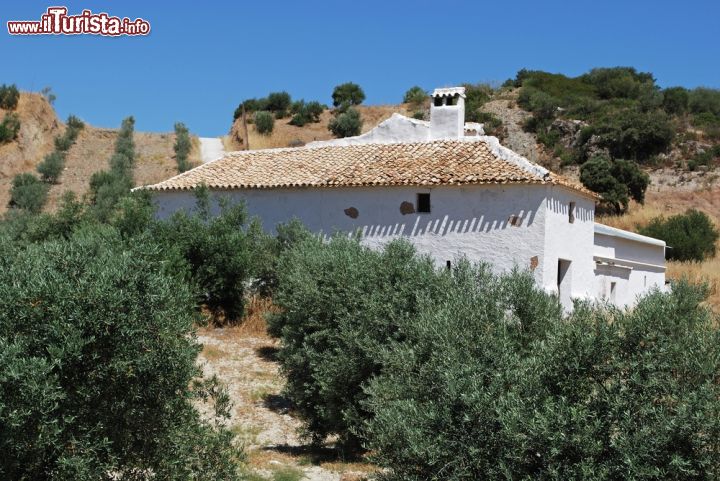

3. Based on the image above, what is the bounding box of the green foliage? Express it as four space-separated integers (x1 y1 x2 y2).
9 173 48 213
288 100 325 127
688 87 720 116
580 67 656 100
473 111 503 137
588 108 675 161
254 111 275 135
149 194 259 322
463 83 495 123
662 86 689 115
267 91 292 118
174 122 192 173
363 271 720 480
234 97 270 119
0 227 243 480
0 84 20 110
328 107 362 138
89 116 136 221
0 112 21 143
687 144 720 171
332 82 365 108
580 155 649 214
640 209 719 262
37 151 66 183
269 237 443 446
403 86 427 108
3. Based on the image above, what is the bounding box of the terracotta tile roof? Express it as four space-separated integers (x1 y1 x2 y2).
138 139 596 198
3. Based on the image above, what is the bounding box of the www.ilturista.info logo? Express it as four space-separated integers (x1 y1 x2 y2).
7 7 150 36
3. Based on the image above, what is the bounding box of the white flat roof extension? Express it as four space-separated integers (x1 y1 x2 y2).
594 223 666 247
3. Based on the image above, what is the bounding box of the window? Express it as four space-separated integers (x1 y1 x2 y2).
416 193 431 213
446 260 452 270
610 281 617 302
447 94 457 106
568 202 576 224
433 96 443 107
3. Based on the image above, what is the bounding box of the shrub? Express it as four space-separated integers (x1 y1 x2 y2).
267 91 292 117
0 84 20 110
174 122 192 172
66 114 85 131
0 112 21 143
580 67 655 100
289 101 325 127
254 111 275 135
37 151 66 183
640 209 719 261
580 155 649 214
463 83 494 122
332 82 365 108
473 111 503 137
662 86 689 115
0 228 243 480
364 275 720 480
89 170 134 222
403 86 427 107
54 133 73 152
591 108 675 161
9 173 48 213
269 236 444 447
688 87 720 116
328 107 362 138
149 192 260 322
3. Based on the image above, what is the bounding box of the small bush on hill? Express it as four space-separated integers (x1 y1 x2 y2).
0 227 243 480
662 86 689 115
267 91 292 118
289 100 325 127
688 87 720 116
174 122 192 172
403 86 427 108
580 155 649 214
0 112 21 143
9 173 48 213
463 83 495 123
254 111 275 135
37 151 66 183
640 209 719 261
581 66 655 100
474 111 503 137
332 82 365 108
328 107 362 138
0 84 20 110
587 108 675 161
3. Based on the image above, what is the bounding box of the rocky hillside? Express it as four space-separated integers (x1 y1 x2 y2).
0 92 201 213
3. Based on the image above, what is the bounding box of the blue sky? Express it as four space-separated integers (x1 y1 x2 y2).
2 0 719 136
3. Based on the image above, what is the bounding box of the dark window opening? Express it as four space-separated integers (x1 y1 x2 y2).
417 193 431 213
433 96 443 107
569 202 576 223
446 260 452 270
447 94 457 106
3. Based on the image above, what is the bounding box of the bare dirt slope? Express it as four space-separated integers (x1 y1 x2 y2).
0 92 202 213
0 93 63 210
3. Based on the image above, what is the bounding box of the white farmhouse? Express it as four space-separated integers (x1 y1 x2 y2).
139 87 666 309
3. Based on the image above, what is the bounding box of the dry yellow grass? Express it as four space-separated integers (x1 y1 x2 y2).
229 104 410 151
598 189 720 311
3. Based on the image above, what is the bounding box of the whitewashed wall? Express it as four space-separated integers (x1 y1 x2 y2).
593 227 666 307
152 184 555 283
541 187 597 308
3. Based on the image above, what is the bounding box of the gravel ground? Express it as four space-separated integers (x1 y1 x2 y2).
197 327 373 481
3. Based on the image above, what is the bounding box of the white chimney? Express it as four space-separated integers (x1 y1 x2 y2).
429 87 465 139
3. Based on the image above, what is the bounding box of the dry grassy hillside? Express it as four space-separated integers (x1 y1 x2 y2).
0 92 201 213
226 104 411 151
